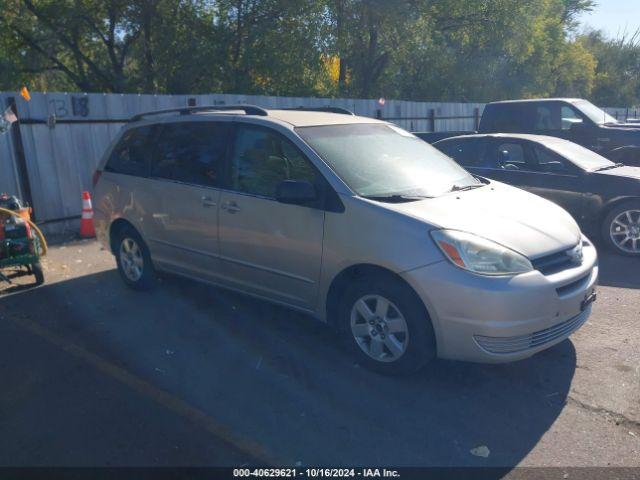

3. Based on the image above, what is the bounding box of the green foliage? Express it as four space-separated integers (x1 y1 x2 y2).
0 0 636 106
581 30 640 107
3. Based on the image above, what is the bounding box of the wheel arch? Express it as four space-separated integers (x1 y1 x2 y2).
599 196 640 254
108 218 139 255
325 263 431 329
600 196 640 225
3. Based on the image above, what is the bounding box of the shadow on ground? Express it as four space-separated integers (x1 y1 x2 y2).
0 268 578 469
597 249 640 289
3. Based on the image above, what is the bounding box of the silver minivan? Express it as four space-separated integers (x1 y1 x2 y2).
93 106 598 374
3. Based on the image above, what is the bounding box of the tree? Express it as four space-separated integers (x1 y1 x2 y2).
581 30 640 107
0 0 629 107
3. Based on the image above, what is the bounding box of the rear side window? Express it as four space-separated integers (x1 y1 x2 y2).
438 139 484 167
105 126 156 176
481 105 530 132
152 122 230 187
534 105 560 131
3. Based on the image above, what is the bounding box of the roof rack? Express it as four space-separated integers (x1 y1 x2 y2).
279 106 355 115
131 104 268 122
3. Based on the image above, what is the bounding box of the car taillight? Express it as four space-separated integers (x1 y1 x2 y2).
92 170 102 188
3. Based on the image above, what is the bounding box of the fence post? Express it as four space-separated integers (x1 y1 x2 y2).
5 97 35 218
428 109 436 132
473 107 480 131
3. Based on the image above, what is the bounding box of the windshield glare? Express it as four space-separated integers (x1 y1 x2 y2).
574 100 618 125
545 139 614 171
296 124 479 198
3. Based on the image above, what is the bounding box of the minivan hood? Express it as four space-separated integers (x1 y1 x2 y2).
380 182 581 259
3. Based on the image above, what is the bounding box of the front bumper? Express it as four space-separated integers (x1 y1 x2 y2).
401 239 598 363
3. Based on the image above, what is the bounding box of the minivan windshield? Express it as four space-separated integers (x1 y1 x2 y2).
297 124 480 198
573 100 618 125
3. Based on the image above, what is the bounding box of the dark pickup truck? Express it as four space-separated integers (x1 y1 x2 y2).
415 98 640 166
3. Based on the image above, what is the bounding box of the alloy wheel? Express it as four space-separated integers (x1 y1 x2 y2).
350 294 409 363
119 237 144 282
610 209 640 254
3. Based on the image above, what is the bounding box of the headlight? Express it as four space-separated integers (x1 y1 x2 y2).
431 229 533 276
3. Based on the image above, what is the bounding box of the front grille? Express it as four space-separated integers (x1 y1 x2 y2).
532 245 581 275
556 274 590 297
474 309 590 354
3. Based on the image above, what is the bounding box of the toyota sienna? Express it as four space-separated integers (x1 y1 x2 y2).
93 106 598 374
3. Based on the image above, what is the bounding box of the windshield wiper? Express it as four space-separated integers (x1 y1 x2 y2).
363 194 431 203
594 163 624 172
448 183 485 193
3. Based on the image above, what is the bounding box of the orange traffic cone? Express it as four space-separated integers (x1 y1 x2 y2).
80 191 95 238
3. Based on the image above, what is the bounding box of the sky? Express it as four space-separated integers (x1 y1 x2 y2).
576 0 640 38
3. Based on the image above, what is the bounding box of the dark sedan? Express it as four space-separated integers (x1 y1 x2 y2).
433 133 640 256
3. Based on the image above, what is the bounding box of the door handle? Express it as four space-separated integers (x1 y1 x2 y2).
201 196 217 208
221 201 240 213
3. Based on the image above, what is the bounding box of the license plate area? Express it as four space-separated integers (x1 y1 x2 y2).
581 290 597 311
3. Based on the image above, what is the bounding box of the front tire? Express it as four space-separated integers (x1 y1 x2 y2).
337 274 436 375
114 227 157 290
602 201 640 256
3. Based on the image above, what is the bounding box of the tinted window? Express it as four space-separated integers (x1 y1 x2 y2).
560 106 583 131
105 126 156 176
534 105 561 131
495 142 527 170
231 126 316 198
439 139 484 167
152 122 230 187
483 105 529 132
532 146 574 174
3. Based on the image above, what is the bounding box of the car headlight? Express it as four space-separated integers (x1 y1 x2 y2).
431 229 533 276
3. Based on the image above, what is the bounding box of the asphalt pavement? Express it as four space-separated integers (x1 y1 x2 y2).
0 239 638 468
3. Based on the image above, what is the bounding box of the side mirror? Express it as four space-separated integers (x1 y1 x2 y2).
275 180 317 205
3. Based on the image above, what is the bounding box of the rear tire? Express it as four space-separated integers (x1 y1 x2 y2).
602 200 640 256
337 274 436 375
114 226 157 290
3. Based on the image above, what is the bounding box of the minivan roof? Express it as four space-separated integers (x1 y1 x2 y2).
130 105 384 128
268 109 382 127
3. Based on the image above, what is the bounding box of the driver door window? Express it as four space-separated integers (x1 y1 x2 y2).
496 142 528 171
561 106 584 131
231 126 316 198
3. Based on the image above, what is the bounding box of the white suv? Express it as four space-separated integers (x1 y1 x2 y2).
93 105 598 374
